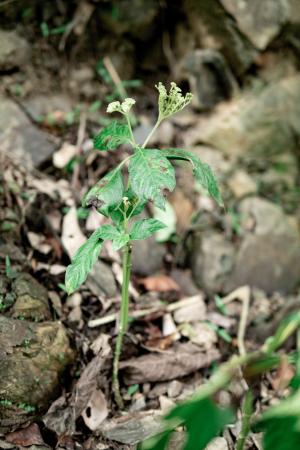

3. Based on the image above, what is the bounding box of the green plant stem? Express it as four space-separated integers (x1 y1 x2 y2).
125 114 136 145
142 119 161 148
112 240 132 409
236 390 254 450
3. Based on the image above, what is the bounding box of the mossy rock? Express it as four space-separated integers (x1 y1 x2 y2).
0 316 74 431
10 273 51 321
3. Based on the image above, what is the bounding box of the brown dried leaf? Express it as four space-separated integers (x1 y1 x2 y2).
120 342 220 384
271 356 295 392
6 423 44 447
138 274 180 292
81 388 108 431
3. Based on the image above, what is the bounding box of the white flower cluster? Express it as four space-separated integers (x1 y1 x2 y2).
107 98 136 114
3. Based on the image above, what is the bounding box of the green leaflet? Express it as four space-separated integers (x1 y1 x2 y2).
83 168 124 208
140 398 233 450
254 390 300 450
162 148 223 206
94 120 132 151
65 229 103 294
128 148 176 210
97 224 129 250
130 218 166 240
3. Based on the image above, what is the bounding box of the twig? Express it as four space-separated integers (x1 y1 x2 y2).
88 295 202 328
71 111 86 191
221 286 251 356
103 56 128 100
103 56 137 126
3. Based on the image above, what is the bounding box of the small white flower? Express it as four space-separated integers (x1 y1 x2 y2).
107 101 121 113
121 98 136 113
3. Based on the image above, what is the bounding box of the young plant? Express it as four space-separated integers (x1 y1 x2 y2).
64 82 222 408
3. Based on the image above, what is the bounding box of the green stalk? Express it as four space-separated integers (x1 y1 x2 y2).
236 390 254 450
112 240 132 409
142 119 161 148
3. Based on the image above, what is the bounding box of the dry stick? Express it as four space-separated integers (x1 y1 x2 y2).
221 286 251 356
103 57 137 126
71 111 87 192
88 295 202 328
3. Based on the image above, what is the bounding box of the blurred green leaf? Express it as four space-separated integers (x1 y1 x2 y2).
94 120 132 151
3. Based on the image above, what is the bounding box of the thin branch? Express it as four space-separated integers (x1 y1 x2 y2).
88 295 202 328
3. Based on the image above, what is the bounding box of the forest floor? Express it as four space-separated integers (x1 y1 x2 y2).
1 6 300 450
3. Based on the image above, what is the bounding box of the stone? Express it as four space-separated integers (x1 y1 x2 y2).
10 273 51 321
227 197 300 294
0 30 30 71
173 294 207 323
22 94 74 122
132 236 165 276
167 380 183 398
0 97 57 169
86 260 117 298
185 49 238 109
206 437 229 450
227 170 257 198
184 75 300 159
182 0 257 75
220 0 289 50
190 231 235 292
0 316 74 431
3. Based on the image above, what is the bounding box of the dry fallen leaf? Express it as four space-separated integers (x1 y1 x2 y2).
81 388 108 431
120 342 220 384
271 356 295 392
53 142 78 168
62 206 86 258
27 231 52 254
173 294 207 323
138 274 180 292
6 423 45 446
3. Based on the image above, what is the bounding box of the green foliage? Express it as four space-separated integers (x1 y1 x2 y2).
83 168 124 209
130 218 166 240
129 148 176 210
162 148 223 206
254 390 300 450
98 224 130 250
140 398 233 450
65 229 103 294
94 120 132 150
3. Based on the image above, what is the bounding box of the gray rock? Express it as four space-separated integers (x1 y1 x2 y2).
226 197 300 294
190 231 235 292
185 49 238 109
22 94 74 121
220 0 289 50
183 0 257 75
0 29 30 71
0 316 74 431
86 260 117 298
132 236 165 276
0 97 57 169
185 75 300 159
226 233 300 294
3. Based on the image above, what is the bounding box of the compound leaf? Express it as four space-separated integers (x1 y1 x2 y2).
140 398 233 450
254 390 300 450
128 148 176 210
97 224 129 250
83 168 124 208
94 120 132 151
130 218 166 240
162 148 223 206
65 228 103 294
